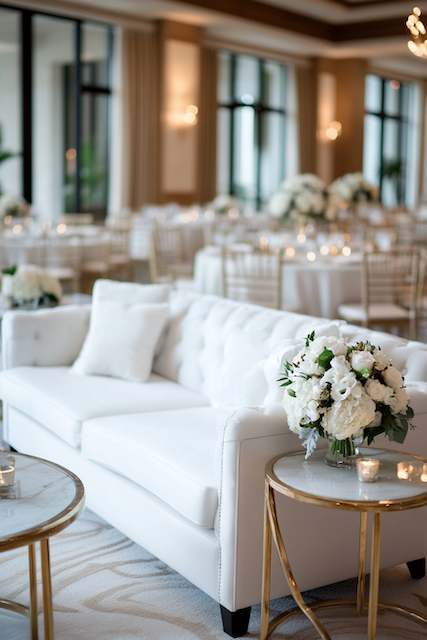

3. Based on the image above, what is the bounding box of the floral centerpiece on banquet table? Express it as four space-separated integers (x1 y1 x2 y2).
1 265 62 309
268 174 337 225
208 194 241 217
0 194 29 220
279 331 414 465
329 172 378 211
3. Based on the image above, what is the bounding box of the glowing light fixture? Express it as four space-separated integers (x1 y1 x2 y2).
407 7 427 57
324 120 342 141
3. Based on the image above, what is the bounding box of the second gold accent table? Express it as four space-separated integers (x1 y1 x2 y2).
260 448 427 639
0 452 85 639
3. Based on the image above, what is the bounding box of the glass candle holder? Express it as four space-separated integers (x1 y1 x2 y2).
397 461 417 481
356 458 380 483
0 454 15 487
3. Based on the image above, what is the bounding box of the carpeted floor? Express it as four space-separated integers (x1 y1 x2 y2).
1 510 427 639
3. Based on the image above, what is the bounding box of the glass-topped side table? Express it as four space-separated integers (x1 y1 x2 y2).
260 448 427 640
0 452 85 640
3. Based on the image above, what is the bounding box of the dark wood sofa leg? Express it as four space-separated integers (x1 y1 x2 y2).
220 605 251 637
407 558 426 580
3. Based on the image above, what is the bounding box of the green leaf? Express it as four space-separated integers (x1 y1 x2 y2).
305 330 316 347
287 388 296 398
2 265 17 276
317 347 334 370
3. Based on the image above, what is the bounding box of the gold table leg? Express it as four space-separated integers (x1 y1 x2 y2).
28 544 39 640
368 512 381 640
40 539 54 640
260 482 272 640
357 512 368 614
263 484 332 640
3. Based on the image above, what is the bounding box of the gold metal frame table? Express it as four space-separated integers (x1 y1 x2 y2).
260 448 427 639
0 452 85 639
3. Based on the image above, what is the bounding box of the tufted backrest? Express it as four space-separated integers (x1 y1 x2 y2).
154 292 427 406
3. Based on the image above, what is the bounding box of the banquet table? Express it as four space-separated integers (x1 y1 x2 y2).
194 247 363 319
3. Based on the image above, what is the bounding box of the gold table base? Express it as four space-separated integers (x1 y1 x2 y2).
260 482 427 639
0 539 54 640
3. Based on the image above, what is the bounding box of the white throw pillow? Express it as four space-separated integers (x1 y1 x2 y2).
72 280 170 382
73 301 168 382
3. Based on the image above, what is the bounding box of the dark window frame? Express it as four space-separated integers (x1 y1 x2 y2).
365 75 410 206
218 51 287 209
0 3 113 217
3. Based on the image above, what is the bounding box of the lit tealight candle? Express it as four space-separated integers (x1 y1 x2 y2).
306 251 316 262
0 456 15 488
12 224 23 235
330 245 339 256
285 246 296 258
297 232 306 244
259 236 269 251
56 223 67 234
356 458 380 483
320 245 330 256
397 461 415 481
342 246 352 257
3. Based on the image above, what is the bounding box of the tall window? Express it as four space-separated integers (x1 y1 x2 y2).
0 5 113 219
363 74 417 207
217 51 288 209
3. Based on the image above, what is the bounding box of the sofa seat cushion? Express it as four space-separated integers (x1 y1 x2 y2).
0 367 208 448
82 407 225 528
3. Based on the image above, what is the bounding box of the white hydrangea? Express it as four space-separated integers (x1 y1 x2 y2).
373 349 390 371
322 392 376 440
365 378 394 405
389 387 409 414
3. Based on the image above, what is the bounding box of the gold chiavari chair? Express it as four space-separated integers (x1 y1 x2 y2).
396 221 427 248
44 236 81 293
221 247 282 310
149 224 193 284
416 247 427 339
338 249 419 339
107 224 132 280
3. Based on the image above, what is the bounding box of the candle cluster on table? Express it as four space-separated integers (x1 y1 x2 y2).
397 461 427 482
356 458 380 483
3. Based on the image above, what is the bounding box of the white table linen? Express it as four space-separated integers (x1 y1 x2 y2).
194 247 362 319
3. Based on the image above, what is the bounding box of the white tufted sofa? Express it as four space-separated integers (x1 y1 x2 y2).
2 290 427 637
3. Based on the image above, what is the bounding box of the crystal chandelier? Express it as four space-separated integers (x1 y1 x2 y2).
407 7 427 57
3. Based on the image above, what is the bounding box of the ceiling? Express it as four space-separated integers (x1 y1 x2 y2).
5 0 427 75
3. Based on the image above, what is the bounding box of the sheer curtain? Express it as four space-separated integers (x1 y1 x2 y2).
120 27 160 210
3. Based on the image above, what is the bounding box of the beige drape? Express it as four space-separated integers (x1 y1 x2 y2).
197 47 218 202
295 62 317 174
121 28 160 209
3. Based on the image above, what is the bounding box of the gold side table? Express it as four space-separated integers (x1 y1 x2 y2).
0 452 85 639
260 448 427 640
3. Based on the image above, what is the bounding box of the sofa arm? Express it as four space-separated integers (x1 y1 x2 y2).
2 305 90 369
216 407 300 611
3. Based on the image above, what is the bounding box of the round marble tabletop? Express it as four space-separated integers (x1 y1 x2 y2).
269 448 427 512
0 452 84 551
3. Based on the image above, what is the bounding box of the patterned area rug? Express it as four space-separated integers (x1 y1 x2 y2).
1 510 427 639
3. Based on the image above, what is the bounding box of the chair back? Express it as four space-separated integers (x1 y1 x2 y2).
150 224 185 282
362 250 419 313
221 247 282 309
60 213 94 226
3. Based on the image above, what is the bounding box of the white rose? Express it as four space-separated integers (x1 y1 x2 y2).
383 366 403 391
389 387 408 414
365 378 394 405
40 273 62 300
351 350 375 373
323 391 376 440
307 336 347 360
373 349 390 371
322 356 361 401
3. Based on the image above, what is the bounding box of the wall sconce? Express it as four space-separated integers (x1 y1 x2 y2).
167 104 198 130
324 120 342 142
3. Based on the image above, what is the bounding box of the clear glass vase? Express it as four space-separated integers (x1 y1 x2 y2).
324 434 364 469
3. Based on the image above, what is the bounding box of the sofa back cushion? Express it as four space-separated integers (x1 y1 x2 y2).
154 292 343 405
154 292 427 406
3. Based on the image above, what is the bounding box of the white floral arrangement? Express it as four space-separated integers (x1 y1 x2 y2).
329 173 378 209
0 194 29 219
208 194 241 216
280 331 414 458
269 174 336 225
2 265 62 309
